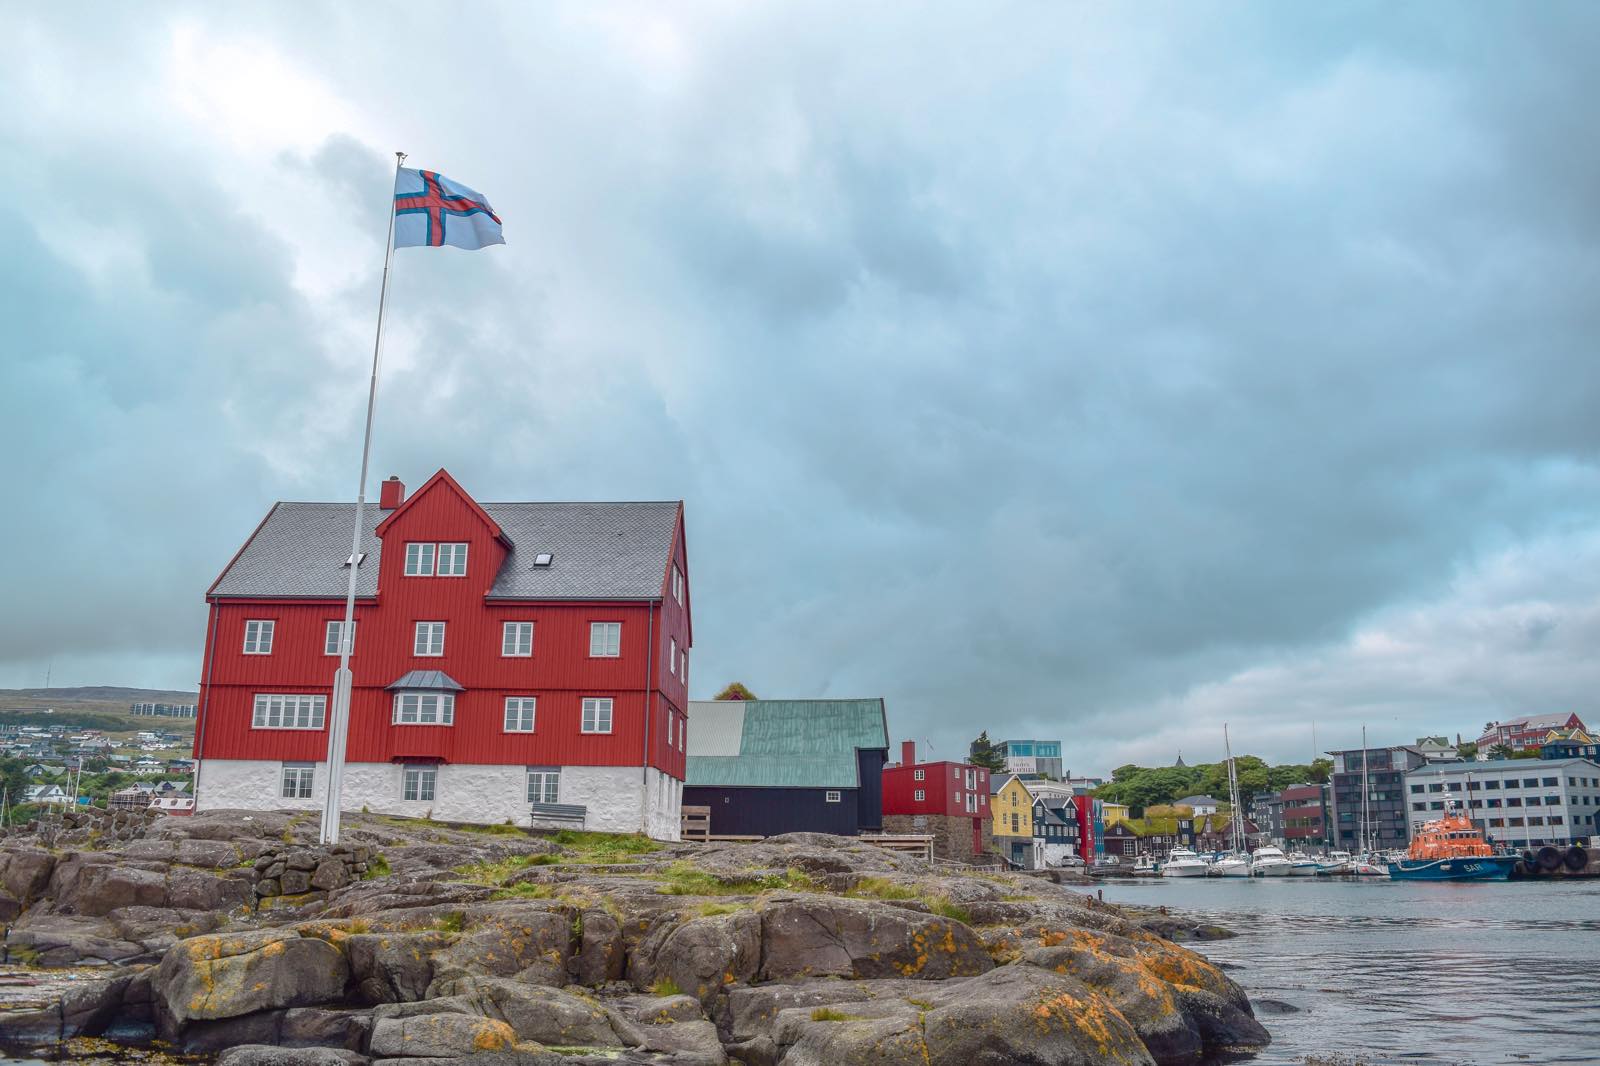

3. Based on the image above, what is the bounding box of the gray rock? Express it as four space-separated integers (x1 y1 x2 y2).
0 847 56 902
644 910 761 1003
312 857 352 891
287 849 321 871
155 929 351 1025
218 1046 369 1066
60 863 168 916
757 895 992 982
281 869 313 895
347 931 453 1004
369 1012 519 1057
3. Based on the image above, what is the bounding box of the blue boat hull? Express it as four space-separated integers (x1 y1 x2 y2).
1387 856 1518 881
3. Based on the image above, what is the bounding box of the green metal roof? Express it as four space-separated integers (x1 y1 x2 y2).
684 698 889 789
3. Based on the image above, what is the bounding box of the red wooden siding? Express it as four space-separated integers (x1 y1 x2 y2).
197 476 689 778
883 760 989 818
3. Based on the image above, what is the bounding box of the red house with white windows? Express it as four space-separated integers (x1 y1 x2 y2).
193 469 692 839
881 741 990 860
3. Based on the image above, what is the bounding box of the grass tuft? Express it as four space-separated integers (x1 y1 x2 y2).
549 830 661 864
810 1007 863 1022
652 977 683 997
654 862 821 897
845 876 918 901
362 854 391 880
490 882 557 901
925 896 972 924
434 911 466 933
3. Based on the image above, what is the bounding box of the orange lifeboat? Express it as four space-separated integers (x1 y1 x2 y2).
1388 796 1518 881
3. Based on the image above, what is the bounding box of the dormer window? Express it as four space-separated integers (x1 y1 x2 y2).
393 692 455 725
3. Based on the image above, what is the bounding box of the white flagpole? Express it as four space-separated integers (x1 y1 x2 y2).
320 150 406 846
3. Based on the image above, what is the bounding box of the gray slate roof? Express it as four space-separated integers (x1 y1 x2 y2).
387 670 464 692
210 500 680 601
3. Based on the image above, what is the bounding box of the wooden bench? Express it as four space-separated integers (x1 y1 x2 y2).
859 833 935 863
528 802 587 829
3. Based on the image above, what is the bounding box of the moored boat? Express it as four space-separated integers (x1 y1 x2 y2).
1287 852 1320 876
1211 852 1251 877
1160 847 1210 878
1250 845 1293 876
1316 850 1353 875
1388 798 1519 882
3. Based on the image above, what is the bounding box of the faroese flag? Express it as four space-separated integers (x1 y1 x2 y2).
393 168 504 250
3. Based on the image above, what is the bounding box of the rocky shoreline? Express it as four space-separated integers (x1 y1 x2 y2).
0 810 1269 1064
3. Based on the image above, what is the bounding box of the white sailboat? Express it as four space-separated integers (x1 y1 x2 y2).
1351 724 1386 876
1286 852 1320 876
1211 724 1253 877
1317 849 1353 875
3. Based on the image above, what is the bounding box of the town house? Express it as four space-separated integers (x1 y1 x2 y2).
193 469 691 839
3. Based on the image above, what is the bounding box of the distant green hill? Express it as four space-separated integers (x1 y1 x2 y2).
0 687 198 735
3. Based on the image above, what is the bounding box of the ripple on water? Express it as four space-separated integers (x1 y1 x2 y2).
1093 876 1600 1066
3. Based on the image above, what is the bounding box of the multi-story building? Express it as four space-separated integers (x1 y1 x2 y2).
131 702 198 718
993 739 1063 779
1279 783 1330 849
1248 790 1286 844
1476 713 1586 754
990 775 1034 866
1405 758 1600 849
1540 728 1599 762
1328 745 1427 852
1413 736 1457 763
881 740 989 861
193 469 691 838
1031 795 1081 867
1174 795 1222 817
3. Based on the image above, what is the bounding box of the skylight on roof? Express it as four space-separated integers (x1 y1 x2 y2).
532 553 554 567
343 553 368 568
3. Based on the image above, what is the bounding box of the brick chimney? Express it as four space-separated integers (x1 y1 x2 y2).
901 740 916 767
379 475 405 510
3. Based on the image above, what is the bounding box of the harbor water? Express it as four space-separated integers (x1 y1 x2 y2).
1090 875 1600 1065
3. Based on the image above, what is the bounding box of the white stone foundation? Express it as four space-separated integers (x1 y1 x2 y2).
194 759 682 841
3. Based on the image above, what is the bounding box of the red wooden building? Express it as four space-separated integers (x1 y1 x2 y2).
193 469 691 838
881 740 990 859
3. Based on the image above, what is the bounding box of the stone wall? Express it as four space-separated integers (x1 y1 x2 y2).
0 805 162 849
883 813 987 862
251 844 372 906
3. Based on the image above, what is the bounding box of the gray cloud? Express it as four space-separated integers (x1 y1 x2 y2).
4 3 1599 770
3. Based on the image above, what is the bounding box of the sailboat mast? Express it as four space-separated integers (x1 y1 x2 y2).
1360 724 1371 858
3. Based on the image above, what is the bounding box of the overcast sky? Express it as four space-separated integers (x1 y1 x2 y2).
5 3 1599 773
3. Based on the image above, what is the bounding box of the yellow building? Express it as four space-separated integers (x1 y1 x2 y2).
1101 802 1130 826
991 775 1034 838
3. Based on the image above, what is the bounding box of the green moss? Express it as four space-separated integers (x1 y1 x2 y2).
651 977 683 997
548 830 660 864
810 1007 864 1022
654 862 820 897
490 882 556 901
452 852 557 885
695 901 743 917
845 876 918 901
925 896 972 924
434 911 465 933
362 854 391 880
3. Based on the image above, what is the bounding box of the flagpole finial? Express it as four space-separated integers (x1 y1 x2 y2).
395 151 407 167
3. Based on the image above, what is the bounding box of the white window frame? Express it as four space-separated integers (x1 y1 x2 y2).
667 712 675 747
825 790 842 803
252 694 327 730
324 620 356 656
404 542 436 576
281 763 315 799
582 697 614 734
669 637 677 677
437 542 469 577
392 692 456 726
504 697 536 733
502 621 533 657
672 565 684 605
589 622 621 658
414 621 445 657
914 789 926 802
527 767 560 805
680 648 687 681
243 620 274 655
914 768 925 781
679 715 686 752
402 765 436 802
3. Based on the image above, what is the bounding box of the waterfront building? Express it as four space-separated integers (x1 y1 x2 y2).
1248 790 1286 844
684 699 888 838
1030 795 1081 866
1327 744 1427 852
993 739 1064 779
991 774 1035 840
193 469 691 838
1405 757 1600 849
1475 713 1587 754
1280 783 1330 849
1101 801 1130 826
1102 820 1141 858
881 740 990 860
1194 811 1258 852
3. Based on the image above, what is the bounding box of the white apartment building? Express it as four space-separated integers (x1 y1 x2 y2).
1405 757 1600 849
